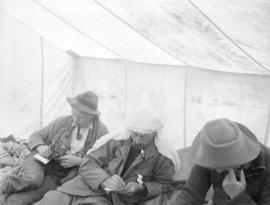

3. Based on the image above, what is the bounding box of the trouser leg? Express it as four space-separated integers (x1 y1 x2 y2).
2 174 58 205
0 154 45 195
35 190 113 205
34 190 74 205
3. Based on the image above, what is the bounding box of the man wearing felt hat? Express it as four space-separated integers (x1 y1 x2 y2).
0 91 108 205
35 110 180 205
173 118 270 205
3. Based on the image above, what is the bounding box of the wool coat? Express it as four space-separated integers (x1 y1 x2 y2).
56 138 175 205
0 115 108 205
172 123 270 205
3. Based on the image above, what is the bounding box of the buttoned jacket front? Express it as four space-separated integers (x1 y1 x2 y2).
58 138 175 204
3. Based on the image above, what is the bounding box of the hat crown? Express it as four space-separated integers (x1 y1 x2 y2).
76 91 98 110
67 91 100 115
205 119 238 146
191 119 260 168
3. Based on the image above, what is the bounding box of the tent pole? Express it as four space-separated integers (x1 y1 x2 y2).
124 60 128 118
183 68 188 147
264 103 270 145
72 58 76 95
33 0 122 58
40 36 44 128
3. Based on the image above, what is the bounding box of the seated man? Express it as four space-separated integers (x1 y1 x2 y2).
0 91 108 205
35 110 180 205
173 119 270 205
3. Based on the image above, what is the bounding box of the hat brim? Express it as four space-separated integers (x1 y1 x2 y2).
190 124 261 169
67 97 101 115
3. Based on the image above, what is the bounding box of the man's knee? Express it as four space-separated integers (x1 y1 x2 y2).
35 190 69 205
19 158 46 188
24 172 44 188
2 192 36 205
0 168 44 195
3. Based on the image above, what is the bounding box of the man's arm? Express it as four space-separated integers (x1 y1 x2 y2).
230 171 270 205
57 120 109 168
140 154 175 199
79 139 120 190
28 116 67 150
258 171 270 205
172 165 211 205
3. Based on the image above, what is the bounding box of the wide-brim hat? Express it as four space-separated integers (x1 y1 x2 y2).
191 119 260 169
67 91 101 115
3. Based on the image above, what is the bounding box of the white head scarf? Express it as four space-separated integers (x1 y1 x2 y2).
87 110 180 179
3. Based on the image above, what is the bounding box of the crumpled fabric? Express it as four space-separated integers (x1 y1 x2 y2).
0 141 31 181
0 141 31 167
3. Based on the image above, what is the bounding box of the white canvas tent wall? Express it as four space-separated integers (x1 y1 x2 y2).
0 0 270 149
0 9 74 139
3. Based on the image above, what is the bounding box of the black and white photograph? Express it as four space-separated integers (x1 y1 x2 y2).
0 0 269 204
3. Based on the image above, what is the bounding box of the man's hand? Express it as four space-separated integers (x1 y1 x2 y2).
58 154 82 168
102 175 125 190
222 169 246 199
118 182 144 196
36 145 51 158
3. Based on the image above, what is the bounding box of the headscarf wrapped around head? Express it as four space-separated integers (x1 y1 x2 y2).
125 111 164 134
87 110 180 179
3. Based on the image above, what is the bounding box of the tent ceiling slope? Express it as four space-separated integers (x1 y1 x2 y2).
1 0 270 74
0 0 119 59
191 0 270 70
36 0 184 65
0 0 182 65
97 0 270 74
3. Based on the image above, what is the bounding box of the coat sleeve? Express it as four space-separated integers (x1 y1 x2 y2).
231 170 270 205
28 116 67 150
79 139 119 190
172 165 211 205
230 192 257 205
258 170 270 205
141 154 175 199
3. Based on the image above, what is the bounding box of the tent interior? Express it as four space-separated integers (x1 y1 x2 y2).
0 0 270 149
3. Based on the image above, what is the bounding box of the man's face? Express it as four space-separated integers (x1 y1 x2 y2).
71 107 96 128
129 131 156 149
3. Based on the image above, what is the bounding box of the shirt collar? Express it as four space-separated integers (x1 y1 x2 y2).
72 121 93 130
127 137 157 159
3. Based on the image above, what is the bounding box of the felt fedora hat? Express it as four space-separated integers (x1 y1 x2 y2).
67 91 101 115
191 119 260 169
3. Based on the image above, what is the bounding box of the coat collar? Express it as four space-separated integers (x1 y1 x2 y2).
245 147 265 177
120 138 157 178
65 116 95 154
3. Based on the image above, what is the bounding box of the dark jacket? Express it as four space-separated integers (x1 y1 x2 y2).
0 116 108 195
173 144 270 205
28 115 108 157
58 138 175 204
